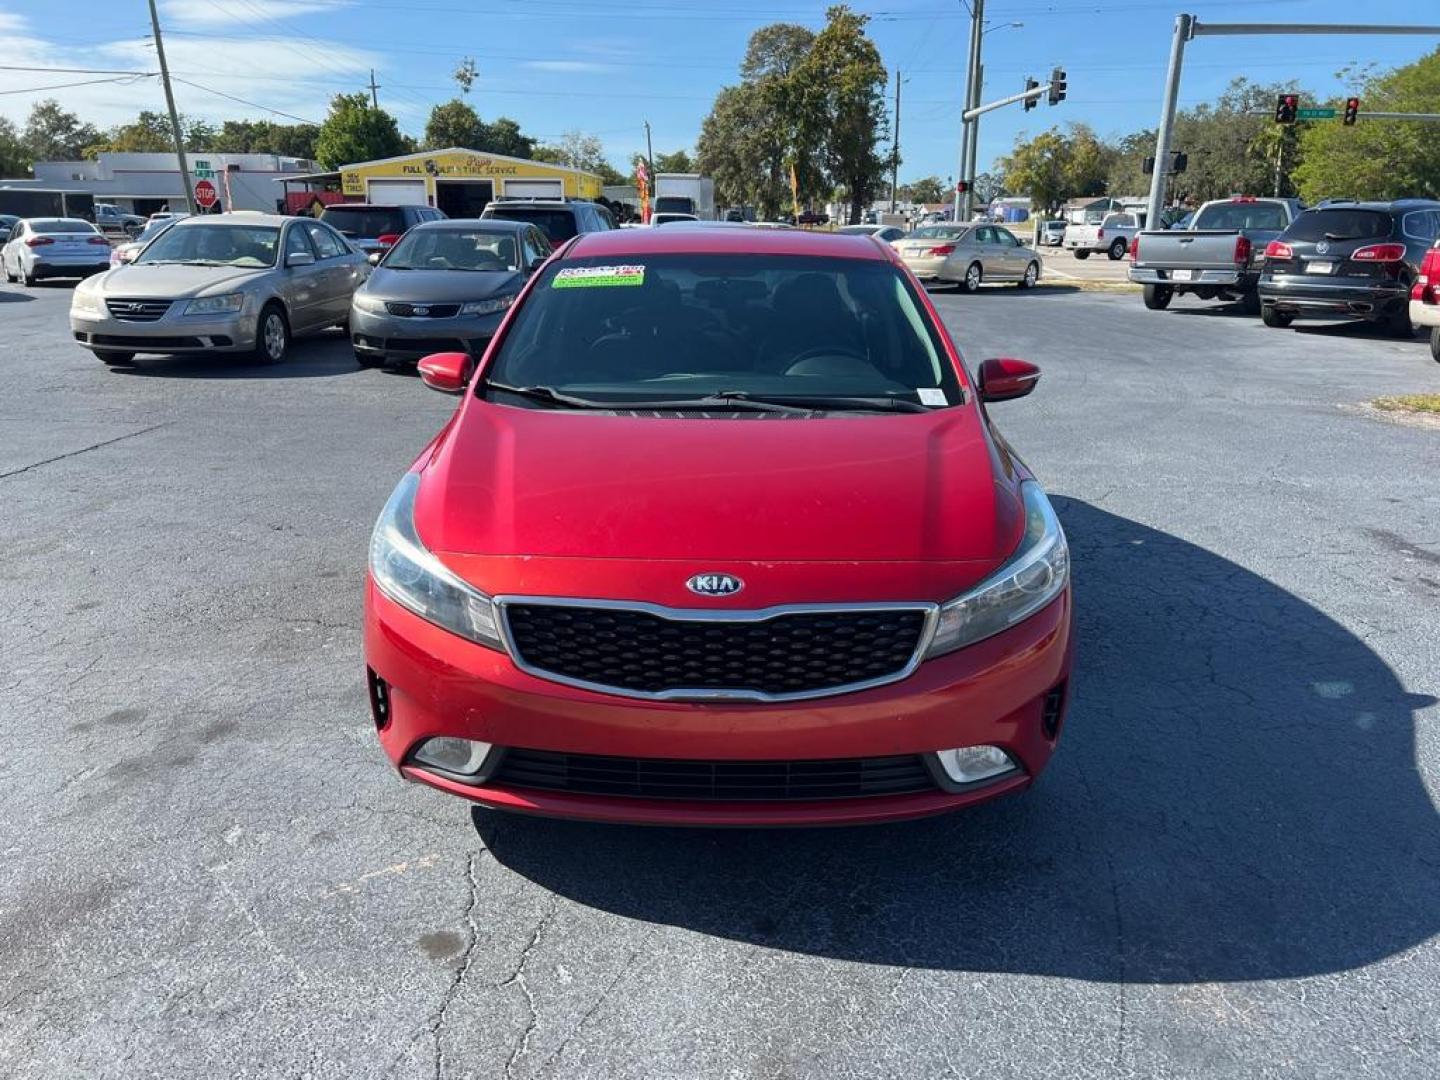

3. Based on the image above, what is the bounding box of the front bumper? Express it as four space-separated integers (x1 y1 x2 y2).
1259 276 1409 319
351 305 503 363
71 304 256 354
365 581 1074 825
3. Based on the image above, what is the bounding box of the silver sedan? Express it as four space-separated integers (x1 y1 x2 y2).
896 223 1041 292
69 213 369 365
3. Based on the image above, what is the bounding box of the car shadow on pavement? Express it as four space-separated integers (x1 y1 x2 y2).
0 290 34 302
473 497 1440 984
108 335 362 380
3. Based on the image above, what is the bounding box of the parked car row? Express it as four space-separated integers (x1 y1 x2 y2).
1131 196 1440 357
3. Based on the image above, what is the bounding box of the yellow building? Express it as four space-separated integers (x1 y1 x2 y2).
293 147 604 218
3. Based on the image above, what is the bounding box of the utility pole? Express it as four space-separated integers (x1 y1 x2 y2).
368 70 381 109
890 69 901 212
954 0 983 221
146 0 196 216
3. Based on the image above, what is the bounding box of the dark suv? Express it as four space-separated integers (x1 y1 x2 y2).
1258 199 1440 335
320 204 446 257
479 198 616 247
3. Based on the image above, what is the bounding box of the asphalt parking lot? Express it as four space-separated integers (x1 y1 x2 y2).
2 279 1438 1079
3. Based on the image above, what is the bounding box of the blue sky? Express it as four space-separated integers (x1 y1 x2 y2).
1 0 1435 182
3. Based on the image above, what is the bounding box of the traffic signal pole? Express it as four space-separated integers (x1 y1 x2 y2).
954 0 983 222
1145 17 1440 228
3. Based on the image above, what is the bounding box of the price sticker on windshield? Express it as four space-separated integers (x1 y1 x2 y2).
553 265 646 288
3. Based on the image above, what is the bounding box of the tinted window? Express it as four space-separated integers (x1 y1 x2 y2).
384 227 518 271
485 254 961 406
1402 211 1438 242
137 223 280 267
28 219 97 234
322 206 406 239
1193 202 1290 230
304 221 346 259
484 206 579 243
1284 209 1391 242
285 224 314 260
994 228 1021 247
909 226 966 240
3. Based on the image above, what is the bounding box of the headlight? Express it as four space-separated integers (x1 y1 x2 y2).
183 293 243 316
71 288 103 314
925 482 1068 658
353 291 387 314
369 472 503 650
460 295 515 317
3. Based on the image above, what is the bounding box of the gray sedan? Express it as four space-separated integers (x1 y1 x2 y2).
350 219 551 368
69 213 369 365
895 223 1041 292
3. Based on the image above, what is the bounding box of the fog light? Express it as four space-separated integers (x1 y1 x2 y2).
411 737 493 777
933 745 1017 785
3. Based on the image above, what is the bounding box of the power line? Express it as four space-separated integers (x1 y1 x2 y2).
170 78 321 125
0 75 151 96
0 64 152 75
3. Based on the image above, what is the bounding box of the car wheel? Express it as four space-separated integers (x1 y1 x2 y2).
1108 238 1128 261
1073 250 1090 260
1019 261 1039 289
960 262 982 293
1261 306 1294 328
1142 284 1173 310
252 302 290 364
22 268 36 287
1239 288 1261 316
1 260 12 284
1431 326 1440 363
93 350 135 365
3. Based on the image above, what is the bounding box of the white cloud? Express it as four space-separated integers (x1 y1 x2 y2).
160 0 352 30
522 60 616 74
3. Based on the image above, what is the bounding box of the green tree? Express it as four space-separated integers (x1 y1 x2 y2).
423 99 483 149
454 57 478 95
798 5 889 224
654 149 693 172
972 171 1007 204
1293 49 1440 202
211 120 319 159
998 128 1072 215
477 118 535 159
533 130 622 182
313 93 407 169
900 175 945 204
22 100 99 162
86 111 214 156
0 116 33 177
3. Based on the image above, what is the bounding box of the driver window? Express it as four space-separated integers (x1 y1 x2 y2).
284 225 314 261
303 221 345 259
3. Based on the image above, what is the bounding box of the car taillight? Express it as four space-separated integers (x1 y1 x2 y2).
930 245 956 255
87 236 110 246
1128 235 1139 261
1096 227 1104 239
25 236 54 247
1265 240 1293 260
1412 247 1440 303
1350 243 1406 262
1233 236 1252 268
376 233 401 247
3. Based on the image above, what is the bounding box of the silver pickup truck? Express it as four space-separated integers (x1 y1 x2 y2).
1129 197 1303 313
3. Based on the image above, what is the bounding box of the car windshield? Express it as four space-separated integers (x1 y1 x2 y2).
484 206 577 243
1284 209 1391 242
1194 202 1289 230
384 228 517 271
838 225 880 235
133 219 172 243
135 224 280 267
908 226 966 240
30 219 96 234
483 253 961 409
323 207 406 239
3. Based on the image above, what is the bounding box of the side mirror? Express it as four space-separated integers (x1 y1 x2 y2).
286 251 315 267
418 351 474 395
367 251 382 266
977 357 1041 402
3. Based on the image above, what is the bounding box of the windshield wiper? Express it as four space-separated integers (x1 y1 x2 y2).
704 390 936 413
484 382 612 409
483 384 938 414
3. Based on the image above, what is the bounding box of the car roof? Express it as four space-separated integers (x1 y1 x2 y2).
411 217 530 232
1307 199 1440 212
173 212 292 227
565 227 895 261
323 203 428 212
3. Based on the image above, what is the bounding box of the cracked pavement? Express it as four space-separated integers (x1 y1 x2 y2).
1 281 1438 1078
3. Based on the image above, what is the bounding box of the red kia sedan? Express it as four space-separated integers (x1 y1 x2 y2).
365 225 1072 826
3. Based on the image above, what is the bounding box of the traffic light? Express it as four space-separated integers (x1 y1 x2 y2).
1023 77 1039 112
1343 97 1360 126
1274 93 1299 124
956 180 970 194
1048 67 1067 106
1172 152 1188 174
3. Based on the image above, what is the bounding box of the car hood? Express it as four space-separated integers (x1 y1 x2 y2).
365 267 523 303
415 403 1025 571
99 262 269 297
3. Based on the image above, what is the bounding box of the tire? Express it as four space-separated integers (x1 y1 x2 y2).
94 350 135 365
1073 250 1090 260
1018 261 1039 289
2 260 12 284
355 349 384 368
1431 326 1440 363
252 302 290 364
1142 284 1173 310
1108 238 1127 261
1239 288 1261 317
960 262 982 294
1261 306 1294 329
22 268 36 287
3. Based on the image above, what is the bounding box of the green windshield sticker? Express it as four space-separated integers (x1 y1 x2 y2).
553 265 645 288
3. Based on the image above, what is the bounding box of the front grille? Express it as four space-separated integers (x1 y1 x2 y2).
386 301 461 318
85 333 205 348
105 298 173 322
492 749 938 801
503 603 928 698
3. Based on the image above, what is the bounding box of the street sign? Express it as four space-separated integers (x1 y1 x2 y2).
194 179 218 209
1297 107 1336 119
192 159 214 179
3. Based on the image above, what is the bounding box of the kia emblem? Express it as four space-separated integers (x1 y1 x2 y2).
687 573 744 597
413 305 429 315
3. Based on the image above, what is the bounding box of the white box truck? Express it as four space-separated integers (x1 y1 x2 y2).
654 174 716 220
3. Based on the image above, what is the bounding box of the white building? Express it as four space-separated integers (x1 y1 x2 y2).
0 152 319 216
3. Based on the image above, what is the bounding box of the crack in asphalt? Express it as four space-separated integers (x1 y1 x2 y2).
501 893 560 1079
535 942 646 1077
430 850 483 1080
0 423 170 480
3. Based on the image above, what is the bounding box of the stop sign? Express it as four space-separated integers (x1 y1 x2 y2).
194 179 217 209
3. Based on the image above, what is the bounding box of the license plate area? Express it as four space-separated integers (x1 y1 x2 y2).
1306 260 1334 274
1171 269 1194 281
